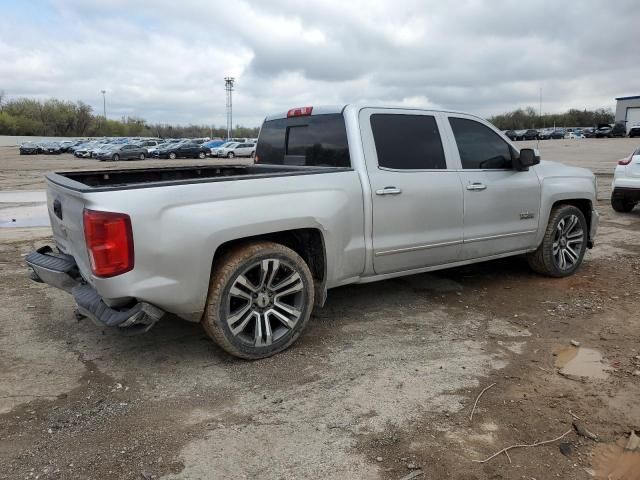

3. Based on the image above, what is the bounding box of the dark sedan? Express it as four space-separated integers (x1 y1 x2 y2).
40 142 63 154
152 141 209 159
96 144 149 162
19 142 40 155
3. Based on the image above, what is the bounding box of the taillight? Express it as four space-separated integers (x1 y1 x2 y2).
83 209 134 277
287 106 313 117
618 154 633 166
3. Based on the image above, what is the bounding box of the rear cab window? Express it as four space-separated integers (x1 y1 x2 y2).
256 113 351 167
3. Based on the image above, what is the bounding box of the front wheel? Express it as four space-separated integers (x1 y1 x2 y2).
227 152 235 158
198 151 206 159
611 195 636 212
138 153 145 160
168 152 177 160
112 154 120 162
527 205 588 277
202 241 315 359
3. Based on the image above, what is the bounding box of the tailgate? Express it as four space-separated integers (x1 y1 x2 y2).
46 180 93 282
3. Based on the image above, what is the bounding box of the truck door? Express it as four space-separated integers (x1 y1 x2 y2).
359 108 465 275
444 114 541 259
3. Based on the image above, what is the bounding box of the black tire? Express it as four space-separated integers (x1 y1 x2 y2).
611 195 635 213
527 205 588 278
250 151 256 158
169 152 177 160
198 151 206 159
112 154 120 162
202 241 315 360
139 153 145 160
227 152 235 158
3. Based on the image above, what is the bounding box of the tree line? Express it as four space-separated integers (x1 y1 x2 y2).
488 106 615 131
0 92 259 139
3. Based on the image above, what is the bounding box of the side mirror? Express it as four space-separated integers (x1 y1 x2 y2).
514 148 540 171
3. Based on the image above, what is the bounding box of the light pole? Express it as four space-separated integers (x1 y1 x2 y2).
100 90 107 118
224 77 235 139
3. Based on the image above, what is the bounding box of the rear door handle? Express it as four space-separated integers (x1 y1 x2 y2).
466 183 487 191
376 187 402 196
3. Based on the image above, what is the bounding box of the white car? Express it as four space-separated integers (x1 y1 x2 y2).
214 142 256 158
611 148 640 212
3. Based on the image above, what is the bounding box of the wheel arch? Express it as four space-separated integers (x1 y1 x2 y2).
210 228 328 308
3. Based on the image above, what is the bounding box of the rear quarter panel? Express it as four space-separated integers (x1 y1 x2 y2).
78 170 366 320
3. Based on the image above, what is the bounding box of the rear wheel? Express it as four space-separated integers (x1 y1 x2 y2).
138 153 145 160
168 152 177 160
227 152 235 158
198 151 206 159
251 151 256 158
202 241 314 359
527 205 588 277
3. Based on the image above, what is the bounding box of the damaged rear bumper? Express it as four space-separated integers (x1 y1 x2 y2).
25 246 164 334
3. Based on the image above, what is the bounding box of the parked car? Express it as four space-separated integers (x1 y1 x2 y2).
25 104 599 359
628 125 640 138
215 142 256 158
564 131 584 139
74 142 100 158
583 127 597 138
595 124 613 138
612 122 627 137
537 128 553 140
19 142 40 155
504 130 517 141
521 129 539 141
152 141 209 159
40 142 64 155
211 142 240 157
550 129 565 139
611 148 640 212
202 140 226 151
96 143 148 162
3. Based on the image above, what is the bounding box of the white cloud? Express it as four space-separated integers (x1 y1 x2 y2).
0 0 637 126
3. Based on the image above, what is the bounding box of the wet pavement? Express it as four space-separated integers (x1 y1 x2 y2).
0 190 49 228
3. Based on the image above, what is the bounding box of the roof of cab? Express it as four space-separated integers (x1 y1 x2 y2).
264 105 346 121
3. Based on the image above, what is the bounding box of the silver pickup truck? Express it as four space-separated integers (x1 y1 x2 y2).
26 105 599 359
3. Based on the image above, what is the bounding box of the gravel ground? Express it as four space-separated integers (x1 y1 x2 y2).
0 140 639 480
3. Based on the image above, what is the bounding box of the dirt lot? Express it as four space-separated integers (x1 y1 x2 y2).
1 139 639 480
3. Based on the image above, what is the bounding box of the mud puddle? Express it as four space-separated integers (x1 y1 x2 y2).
0 190 49 228
554 345 611 379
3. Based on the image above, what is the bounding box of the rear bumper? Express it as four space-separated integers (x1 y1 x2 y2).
25 246 164 334
612 187 640 202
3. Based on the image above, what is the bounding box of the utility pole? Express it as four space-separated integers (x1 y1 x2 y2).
101 90 107 118
539 87 542 128
224 77 235 140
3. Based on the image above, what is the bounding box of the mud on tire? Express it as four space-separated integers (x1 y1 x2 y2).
202 241 314 360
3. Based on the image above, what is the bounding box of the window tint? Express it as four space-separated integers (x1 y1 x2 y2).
370 114 446 170
256 113 350 167
449 118 513 169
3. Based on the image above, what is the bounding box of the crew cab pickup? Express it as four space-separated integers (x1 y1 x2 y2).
26 105 599 359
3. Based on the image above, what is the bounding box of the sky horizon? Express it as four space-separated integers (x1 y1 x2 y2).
1 0 637 127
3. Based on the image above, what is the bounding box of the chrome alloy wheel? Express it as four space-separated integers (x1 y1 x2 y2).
226 258 306 346
552 214 584 271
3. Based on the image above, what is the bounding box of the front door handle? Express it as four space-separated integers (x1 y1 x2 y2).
466 183 487 191
376 187 402 196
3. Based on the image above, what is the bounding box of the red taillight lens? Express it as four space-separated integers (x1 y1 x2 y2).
83 209 134 277
618 154 633 166
287 106 313 117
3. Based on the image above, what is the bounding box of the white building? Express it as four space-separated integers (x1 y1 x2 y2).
615 95 640 133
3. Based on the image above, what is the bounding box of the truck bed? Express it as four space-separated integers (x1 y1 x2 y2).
46 164 350 192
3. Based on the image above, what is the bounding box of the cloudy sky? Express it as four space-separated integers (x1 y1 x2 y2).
0 0 637 127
